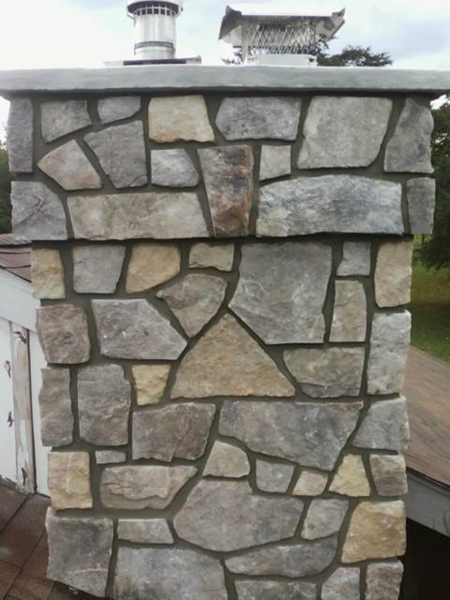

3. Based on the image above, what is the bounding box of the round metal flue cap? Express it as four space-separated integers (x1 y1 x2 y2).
127 0 184 16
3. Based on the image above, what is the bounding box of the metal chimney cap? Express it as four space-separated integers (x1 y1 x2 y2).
127 1 184 16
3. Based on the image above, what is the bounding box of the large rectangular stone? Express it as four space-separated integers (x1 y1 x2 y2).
68 193 208 240
257 176 403 236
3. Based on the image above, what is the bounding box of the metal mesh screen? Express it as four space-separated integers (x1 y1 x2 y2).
241 19 320 60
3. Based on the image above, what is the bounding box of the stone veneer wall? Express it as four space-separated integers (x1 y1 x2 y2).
6 76 437 600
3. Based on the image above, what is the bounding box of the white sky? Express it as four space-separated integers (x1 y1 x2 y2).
0 0 449 134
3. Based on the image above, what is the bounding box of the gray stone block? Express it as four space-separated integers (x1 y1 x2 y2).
257 176 403 236
367 312 411 395
338 241 372 276
385 99 434 173
256 460 295 493
302 499 349 540
98 95 141 124
226 537 338 577
73 244 126 294
216 97 301 141
219 401 362 470
7 98 33 173
85 121 147 189
366 561 404 600
132 404 216 461
46 509 113 598
157 273 227 337
260 145 291 181
39 368 73 447
78 365 131 446
370 454 408 496
95 451 126 465
322 568 360 600
235 580 316 600
92 299 187 360
174 479 303 552
230 242 331 344
354 397 410 451
41 99 91 143
100 465 197 509
114 547 227 600
284 347 365 398
118 519 174 544
298 96 392 168
204 441 250 478
37 305 90 364
151 149 199 187
12 181 68 241
68 192 208 240
407 177 436 234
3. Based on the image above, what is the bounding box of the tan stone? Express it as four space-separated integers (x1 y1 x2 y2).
342 501 406 563
330 455 371 497
126 243 180 293
330 281 367 342
375 241 413 307
189 243 235 272
171 314 295 399
148 95 215 143
31 248 65 300
293 471 329 497
204 441 250 478
38 140 101 191
48 452 92 510
132 364 171 405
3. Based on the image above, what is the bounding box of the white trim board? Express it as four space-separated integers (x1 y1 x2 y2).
0 270 38 332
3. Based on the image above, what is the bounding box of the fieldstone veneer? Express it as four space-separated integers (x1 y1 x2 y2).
3 64 444 600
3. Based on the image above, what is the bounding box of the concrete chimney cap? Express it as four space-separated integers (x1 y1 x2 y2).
127 0 184 16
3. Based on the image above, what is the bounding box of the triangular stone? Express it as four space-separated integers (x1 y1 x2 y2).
38 140 101 191
157 274 227 337
171 314 295 398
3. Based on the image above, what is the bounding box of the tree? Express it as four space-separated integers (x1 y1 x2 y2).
421 98 450 269
316 44 392 67
223 44 393 68
0 142 11 234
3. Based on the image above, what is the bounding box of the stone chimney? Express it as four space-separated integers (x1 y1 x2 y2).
2 64 447 600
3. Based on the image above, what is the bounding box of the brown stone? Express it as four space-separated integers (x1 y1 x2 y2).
342 501 406 562
171 314 295 399
48 452 92 510
31 248 65 299
293 471 329 497
199 145 254 236
375 241 414 307
100 465 197 509
126 243 181 293
132 364 171 405
329 454 371 497
37 305 90 364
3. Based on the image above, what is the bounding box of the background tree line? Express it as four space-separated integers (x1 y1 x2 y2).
0 47 448 269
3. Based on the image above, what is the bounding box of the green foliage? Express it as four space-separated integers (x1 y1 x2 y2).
421 99 450 269
0 141 11 234
316 44 393 67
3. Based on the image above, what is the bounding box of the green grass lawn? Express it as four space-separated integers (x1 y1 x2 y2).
409 261 450 363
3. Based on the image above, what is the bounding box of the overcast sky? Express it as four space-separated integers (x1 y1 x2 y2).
0 0 449 133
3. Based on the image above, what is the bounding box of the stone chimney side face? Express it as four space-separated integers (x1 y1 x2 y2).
5 72 436 600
